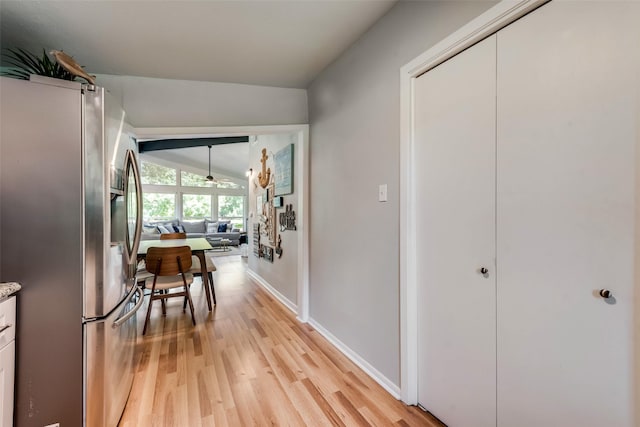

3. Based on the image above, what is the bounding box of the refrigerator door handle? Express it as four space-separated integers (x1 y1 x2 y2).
124 149 143 265
130 149 143 256
112 287 144 329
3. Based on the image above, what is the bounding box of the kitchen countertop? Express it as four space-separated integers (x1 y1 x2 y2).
0 282 21 299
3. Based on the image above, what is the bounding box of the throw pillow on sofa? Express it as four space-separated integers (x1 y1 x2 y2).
206 222 218 233
157 225 172 234
217 223 227 232
143 224 159 234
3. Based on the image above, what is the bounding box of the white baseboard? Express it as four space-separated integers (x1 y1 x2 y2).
308 318 401 399
247 269 298 315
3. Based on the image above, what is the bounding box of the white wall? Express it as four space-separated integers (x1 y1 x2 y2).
248 133 299 308
307 1 496 388
97 74 308 127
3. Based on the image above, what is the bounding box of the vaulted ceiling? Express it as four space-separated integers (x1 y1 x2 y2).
0 0 396 89
141 140 251 181
1 0 397 180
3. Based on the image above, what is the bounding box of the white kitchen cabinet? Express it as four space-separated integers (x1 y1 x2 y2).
0 296 16 427
415 1 640 426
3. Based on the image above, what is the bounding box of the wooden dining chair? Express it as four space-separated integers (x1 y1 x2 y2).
143 246 195 335
136 233 187 288
190 255 217 305
135 257 154 288
160 232 217 305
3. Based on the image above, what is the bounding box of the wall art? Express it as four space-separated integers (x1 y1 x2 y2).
265 183 277 244
274 144 293 196
279 204 296 231
258 148 271 189
252 223 261 257
256 194 263 214
275 235 283 258
262 245 274 263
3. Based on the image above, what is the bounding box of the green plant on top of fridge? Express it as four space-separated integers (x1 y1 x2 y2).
1 48 77 81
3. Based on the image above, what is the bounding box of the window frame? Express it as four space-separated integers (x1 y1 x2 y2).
140 160 247 226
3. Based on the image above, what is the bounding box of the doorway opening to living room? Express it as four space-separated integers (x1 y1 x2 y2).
134 125 309 322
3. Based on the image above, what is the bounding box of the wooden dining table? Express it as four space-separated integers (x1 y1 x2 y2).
137 238 214 311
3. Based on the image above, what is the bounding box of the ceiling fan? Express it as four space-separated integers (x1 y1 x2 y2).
206 145 216 183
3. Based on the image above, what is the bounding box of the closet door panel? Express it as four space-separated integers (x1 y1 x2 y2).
415 35 496 427
496 2 639 426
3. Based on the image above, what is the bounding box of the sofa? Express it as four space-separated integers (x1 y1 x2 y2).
141 219 241 246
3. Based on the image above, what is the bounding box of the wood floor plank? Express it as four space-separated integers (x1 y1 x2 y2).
196 369 213 418
212 349 236 411
288 380 336 427
334 390 371 427
301 378 347 427
119 255 442 426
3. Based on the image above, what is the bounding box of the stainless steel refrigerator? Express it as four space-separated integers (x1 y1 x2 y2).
0 75 145 426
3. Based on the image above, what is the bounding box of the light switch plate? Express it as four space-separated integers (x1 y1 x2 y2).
378 184 388 202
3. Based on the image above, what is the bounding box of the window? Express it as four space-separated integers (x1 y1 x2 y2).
216 179 243 190
143 193 175 220
141 162 176 185
218 195 244 230
182 194 212 219
181 170 215 188
140 160 246 224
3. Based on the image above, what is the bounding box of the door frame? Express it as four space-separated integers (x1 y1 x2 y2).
398 0 547 404
134 124 310 322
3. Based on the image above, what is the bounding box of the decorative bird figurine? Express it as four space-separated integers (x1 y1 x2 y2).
50 50 95 84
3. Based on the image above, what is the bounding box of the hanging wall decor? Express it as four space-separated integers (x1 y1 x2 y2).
258 190 269 241
257 194 263 215
265 183 277 245
279 204 297 231
262 245 274 263
253 224 261 257
275 235 283 258
258 148 271 189
274 144 294 196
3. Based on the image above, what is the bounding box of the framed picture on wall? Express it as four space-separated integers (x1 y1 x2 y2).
256 194 263 215
266 183 276 245
262 245 274 263
274 144 293 196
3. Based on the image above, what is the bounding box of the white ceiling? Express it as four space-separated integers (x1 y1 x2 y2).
0 0 396 89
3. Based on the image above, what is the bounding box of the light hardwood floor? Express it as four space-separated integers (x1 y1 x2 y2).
119 255 442 426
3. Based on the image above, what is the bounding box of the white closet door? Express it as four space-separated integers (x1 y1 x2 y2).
415 35 497 427
496 2 640 426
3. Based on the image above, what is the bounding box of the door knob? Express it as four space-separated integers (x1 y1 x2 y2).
479 267 489 277
599 289 613 299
